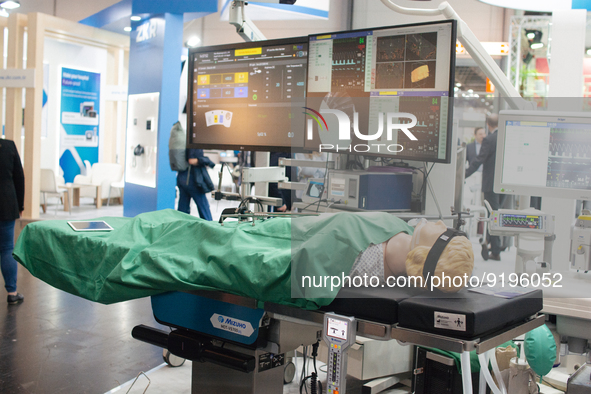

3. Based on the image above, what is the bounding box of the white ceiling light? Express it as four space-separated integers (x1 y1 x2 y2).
124 27 132 32
586 49 591 56
0 8 8 17
186 36 201 48
526 32 535 39
131 16 141 22
477 0 570 12
530 42 544 50
0 1 20 9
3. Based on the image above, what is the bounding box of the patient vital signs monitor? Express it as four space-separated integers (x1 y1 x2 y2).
305 20 457 162
187 37 308 151
495 111 591 200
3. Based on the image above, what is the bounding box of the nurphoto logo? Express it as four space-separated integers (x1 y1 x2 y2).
303 107 419 153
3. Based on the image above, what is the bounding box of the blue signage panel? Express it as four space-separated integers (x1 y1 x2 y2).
59 68 101 183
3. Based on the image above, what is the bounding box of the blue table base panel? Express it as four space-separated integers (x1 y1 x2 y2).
151 292 265 345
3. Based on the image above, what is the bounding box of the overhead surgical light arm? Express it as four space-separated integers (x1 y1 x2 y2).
380 0 536 111
229 0 267 42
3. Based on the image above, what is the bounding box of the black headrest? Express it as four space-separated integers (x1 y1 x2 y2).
421 228 468 283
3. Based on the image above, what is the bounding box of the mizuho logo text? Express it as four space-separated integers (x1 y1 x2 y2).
220 316 247 329
303 107 418 153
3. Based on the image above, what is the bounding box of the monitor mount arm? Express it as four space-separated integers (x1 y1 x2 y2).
380 0 536 111
229 1 267 42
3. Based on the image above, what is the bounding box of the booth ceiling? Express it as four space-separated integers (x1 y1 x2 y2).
478 0 591 11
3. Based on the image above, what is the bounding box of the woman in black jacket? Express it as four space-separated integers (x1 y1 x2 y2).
0 139 25 304
176 149 215 221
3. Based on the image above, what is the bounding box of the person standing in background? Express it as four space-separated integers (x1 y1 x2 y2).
466 114 505 261
466 127 486 173
177 148 215 221
0 139 25 304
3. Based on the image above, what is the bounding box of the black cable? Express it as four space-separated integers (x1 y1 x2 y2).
299 346 308 394
300 342 322 394
418 162 435 201
238 196 264 215
316 156 330 213
301 199 330 211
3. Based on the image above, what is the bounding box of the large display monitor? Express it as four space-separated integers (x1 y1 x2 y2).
305 20 456 163
495 110 591 200
187 37 308 151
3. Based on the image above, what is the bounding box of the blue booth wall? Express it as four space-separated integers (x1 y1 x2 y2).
124 13 183 217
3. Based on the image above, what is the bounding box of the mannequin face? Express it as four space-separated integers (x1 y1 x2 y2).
411 220 447 250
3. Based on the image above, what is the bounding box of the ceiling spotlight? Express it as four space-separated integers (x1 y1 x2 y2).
455 82 462 87
526 30 543 49
586 48 591 56
0 8 8 17
0 0 19 9
186 36 201 48
124 26 132 32
130 16 141 22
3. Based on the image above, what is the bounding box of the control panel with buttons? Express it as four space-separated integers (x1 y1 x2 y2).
322 312 356 394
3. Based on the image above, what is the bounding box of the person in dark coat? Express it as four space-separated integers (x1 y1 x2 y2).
465 114 506 261
466 127 486 173
0 139 25 304
177 149 215 221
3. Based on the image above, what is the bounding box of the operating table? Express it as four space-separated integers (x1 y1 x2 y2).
133 286 544 394
12 210 545 393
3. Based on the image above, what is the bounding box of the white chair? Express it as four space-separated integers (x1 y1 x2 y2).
107 177 125 206
73 163 123 206
40 168 67 214
83 160 92 177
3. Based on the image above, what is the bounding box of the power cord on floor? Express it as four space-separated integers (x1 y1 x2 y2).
300 341 322 394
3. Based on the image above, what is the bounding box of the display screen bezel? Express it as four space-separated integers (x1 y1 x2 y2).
495 110 591 201
304 20 457 163
187 36 309 153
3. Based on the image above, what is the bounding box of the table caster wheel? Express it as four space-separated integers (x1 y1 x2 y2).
163 349 186 367
284 361 296 384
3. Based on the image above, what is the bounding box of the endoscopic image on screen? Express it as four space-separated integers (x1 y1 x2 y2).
405 61 436 89
377 35 406 61
375 62 405 89
405 32 438 61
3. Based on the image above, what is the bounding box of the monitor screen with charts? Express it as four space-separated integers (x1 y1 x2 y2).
495 110 591 200
187 37 308 152
305 20 456 162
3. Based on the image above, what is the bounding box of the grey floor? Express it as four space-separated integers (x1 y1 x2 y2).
109 357 413 394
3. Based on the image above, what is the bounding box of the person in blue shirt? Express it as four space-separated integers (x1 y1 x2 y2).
177 149 215 221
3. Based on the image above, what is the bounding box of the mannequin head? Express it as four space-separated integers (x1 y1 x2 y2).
406 221 474 293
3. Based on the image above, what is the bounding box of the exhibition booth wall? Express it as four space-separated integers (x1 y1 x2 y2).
2 12 128 219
